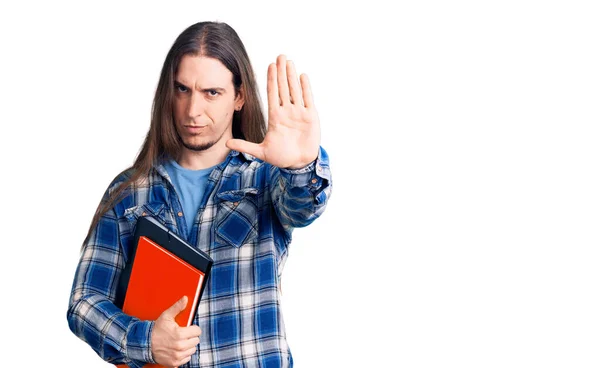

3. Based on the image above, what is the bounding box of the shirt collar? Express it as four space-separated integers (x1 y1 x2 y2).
153 149 255 182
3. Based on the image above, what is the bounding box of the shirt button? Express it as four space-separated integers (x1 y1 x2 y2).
142 212 147 216
177 211 183 217
233 202 239 207
311 178 318 184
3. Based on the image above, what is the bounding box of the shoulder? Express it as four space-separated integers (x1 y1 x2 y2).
216 152 272 193
106 165 168 193
102 166 167 213
224 151 271 176
105 167 136 196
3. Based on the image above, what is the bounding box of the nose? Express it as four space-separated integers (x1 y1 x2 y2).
187 92 204 119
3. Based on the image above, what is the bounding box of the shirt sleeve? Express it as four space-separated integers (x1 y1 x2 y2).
66 200 157 367
269 145 332 235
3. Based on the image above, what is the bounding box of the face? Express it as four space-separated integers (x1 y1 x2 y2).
173 55 244 152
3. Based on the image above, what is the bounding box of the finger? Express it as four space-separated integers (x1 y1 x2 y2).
267 63 278 110
174 336 200 351
226 139 265 161
179 325 202 339
286 60 302 106
180 346 197 357
300 73 314 110
161 296 188 320
173 346 196 367
175 354 193 367
276 54 290 105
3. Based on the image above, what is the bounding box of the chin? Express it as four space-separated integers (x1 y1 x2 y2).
182 137 218 152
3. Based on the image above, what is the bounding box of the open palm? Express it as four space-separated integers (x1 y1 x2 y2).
227 54 320 169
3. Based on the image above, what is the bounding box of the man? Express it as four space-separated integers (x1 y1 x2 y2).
66 21 331 368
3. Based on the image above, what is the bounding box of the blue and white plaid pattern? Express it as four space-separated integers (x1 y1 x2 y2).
67 147 331 368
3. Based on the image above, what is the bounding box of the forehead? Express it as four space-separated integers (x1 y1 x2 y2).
175 55 234 88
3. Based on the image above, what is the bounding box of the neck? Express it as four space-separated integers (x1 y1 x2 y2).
177 139 231 170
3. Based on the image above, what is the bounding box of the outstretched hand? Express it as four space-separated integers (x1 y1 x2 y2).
227 54 320 169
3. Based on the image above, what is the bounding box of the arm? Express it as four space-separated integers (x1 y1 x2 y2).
66 206 155 367
269 145 332 231
227 54 331 232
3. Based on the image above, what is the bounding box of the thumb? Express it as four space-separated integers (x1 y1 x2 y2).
226 139 264 161
161 295 188 320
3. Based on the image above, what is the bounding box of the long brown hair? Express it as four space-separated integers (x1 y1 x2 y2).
83 21 266 245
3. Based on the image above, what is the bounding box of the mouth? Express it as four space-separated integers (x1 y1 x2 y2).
184 125 208 134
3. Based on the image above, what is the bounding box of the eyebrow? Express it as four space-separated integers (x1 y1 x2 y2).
175 80 226 93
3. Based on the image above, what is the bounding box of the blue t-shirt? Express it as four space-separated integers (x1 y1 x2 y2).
164 160 215 237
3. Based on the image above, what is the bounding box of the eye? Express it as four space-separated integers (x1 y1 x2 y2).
207 90 220 97
175 83 188 93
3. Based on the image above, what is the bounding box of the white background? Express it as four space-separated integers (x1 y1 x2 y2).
1 0 599 367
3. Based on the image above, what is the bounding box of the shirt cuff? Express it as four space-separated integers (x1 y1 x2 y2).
279 147 331 185
125 320 156 364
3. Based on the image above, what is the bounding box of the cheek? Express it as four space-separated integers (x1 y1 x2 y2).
173 100 185 120
206 103 232 121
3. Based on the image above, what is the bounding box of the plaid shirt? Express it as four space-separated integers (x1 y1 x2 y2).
67 147 332 368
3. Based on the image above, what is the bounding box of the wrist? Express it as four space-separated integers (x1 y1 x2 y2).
125 319 155 363
285 155 318 170
286 162 313 170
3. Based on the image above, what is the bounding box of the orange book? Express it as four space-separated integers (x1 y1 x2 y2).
115 216 213 368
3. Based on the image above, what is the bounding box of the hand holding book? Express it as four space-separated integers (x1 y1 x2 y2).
151 296 202 367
